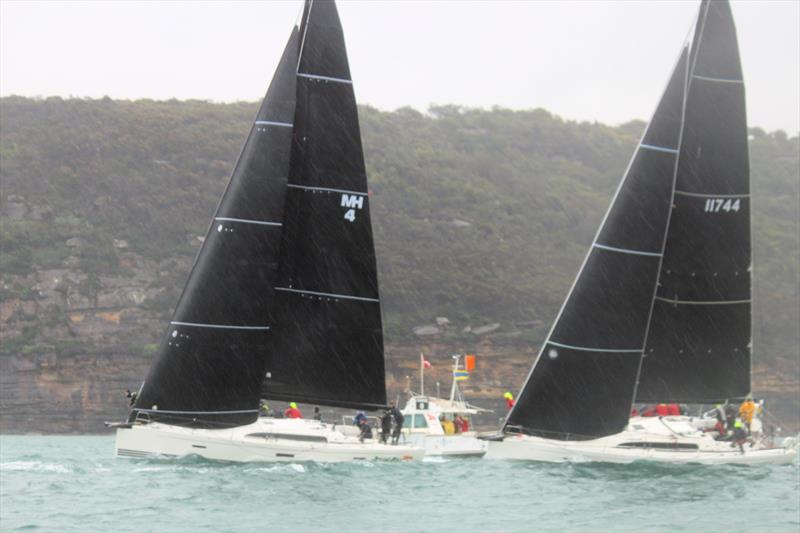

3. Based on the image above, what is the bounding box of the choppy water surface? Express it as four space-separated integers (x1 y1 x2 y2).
1 435 798 532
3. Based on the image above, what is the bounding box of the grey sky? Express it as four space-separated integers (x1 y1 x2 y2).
1 0 798 133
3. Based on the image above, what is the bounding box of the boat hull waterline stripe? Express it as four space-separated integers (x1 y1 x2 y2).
297 72 353 84
547 340 643 354
286 184 367 196
214 217 282 227
274 287 379 303
692 74 744 84
655 296 751 306
170 321 271 330
134 408 259 415
254 121 293 128
640 143 679 155
593 243 662 257
673 190 750 199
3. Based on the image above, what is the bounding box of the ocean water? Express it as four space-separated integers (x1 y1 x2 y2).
1 435 798 532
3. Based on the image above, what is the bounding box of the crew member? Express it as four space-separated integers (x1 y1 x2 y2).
739 396 756 426
353 410 367 426
380 410 392 444
389 403 404 444
504 392 515 410
358 418 373 443
125 389 138 407
284 402 302 419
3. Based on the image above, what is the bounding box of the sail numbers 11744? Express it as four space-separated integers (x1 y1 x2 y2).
704 198 741 213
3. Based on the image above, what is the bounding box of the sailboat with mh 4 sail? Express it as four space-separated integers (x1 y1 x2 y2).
108 0 422 462
486 0 798 465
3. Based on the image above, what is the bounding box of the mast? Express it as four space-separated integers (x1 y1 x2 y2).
503 46 690 440
260 0 388 410
132 28 299 428
636 0 751 403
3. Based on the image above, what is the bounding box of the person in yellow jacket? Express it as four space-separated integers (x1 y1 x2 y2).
738 396 756 426
439 415 456 435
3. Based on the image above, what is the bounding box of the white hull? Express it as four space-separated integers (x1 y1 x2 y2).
403 432 487 458
487 417 798 465
115 418 423 463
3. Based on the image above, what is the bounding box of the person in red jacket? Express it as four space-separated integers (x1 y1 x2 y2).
284 402 302 419
655 403 669 416
667 403 680 416
504 392 515 410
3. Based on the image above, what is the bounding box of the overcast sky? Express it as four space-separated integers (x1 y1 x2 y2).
1 0 798 133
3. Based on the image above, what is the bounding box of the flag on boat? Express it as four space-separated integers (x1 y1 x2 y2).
465 354 476 371
454 370 469 381
421 353 431 369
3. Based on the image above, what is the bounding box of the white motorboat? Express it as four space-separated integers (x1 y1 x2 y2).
488 0 798 466
398 395 488 458
111 0 423 463
397 355 490 458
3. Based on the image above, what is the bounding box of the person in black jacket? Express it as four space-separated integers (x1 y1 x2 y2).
380 410 392 444
389 403 404 445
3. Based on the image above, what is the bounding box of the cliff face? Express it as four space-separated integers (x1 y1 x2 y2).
1 98 798 434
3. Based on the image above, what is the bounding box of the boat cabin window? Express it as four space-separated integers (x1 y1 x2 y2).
415 399 429 410
412 415 428 429
618 442 698 450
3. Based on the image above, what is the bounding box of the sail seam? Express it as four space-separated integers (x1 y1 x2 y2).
692 74 743 84
548 341 643 354
214 217 282 227
655 296 751 305
640 144 679 154
286 184 367 196
274 287 379 303
673 190 749 198
170 321 271 330
134 408 259 415
297 72 353 84
254 121 293 128
593 243 662 257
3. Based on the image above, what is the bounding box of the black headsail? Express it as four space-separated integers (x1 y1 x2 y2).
504 48 690 440
132 29 299 427
261 0 387 410
636 0 751 403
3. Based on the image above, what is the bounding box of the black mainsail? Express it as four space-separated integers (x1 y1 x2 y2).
636 0 751 403
505 0 751 440
263 0 387 409
132 0 387 427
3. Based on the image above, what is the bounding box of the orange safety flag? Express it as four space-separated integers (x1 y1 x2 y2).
465 354 476 372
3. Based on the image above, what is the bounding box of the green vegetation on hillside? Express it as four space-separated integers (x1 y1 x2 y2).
1 97 798 368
